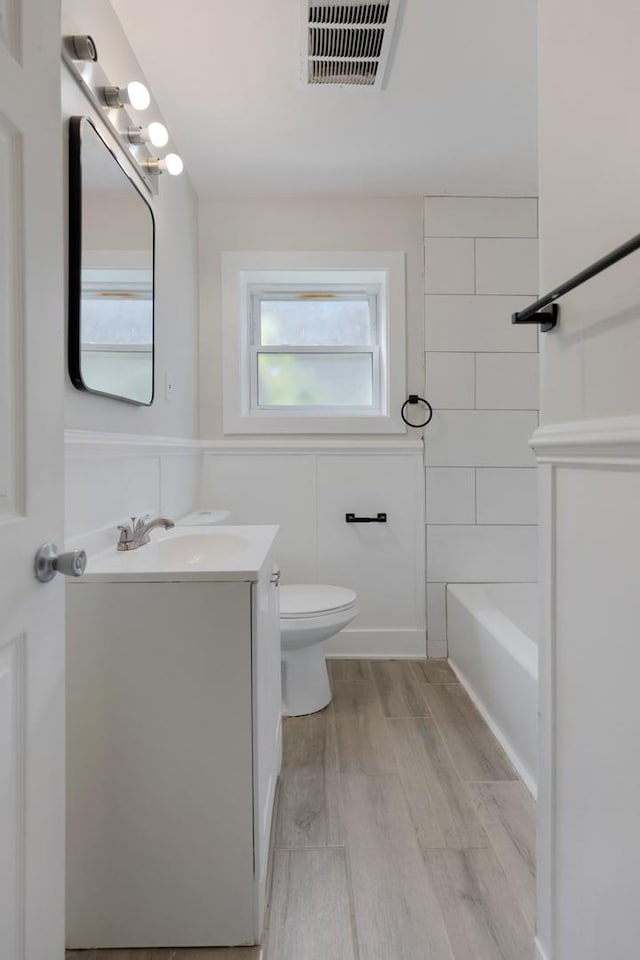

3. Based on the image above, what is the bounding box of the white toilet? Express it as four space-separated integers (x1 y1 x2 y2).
176 509 231 526
280 584 359 717
177 511 359 717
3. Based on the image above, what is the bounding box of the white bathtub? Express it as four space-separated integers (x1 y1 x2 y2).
446 582 538 796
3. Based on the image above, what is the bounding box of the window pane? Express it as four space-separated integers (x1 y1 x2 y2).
80 297 153 345
257 353 373 407
259 298 374 346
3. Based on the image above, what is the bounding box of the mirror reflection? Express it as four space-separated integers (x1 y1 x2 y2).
69 116 155 405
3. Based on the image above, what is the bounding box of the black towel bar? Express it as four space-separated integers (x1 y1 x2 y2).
345 513 387 523
512 229 640 331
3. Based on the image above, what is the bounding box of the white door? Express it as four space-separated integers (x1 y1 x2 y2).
0 2 66 958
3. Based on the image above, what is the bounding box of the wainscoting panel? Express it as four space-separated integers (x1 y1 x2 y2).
201 441 426 657
64 431 201 553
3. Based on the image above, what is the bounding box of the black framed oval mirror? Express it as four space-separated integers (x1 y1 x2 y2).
69 116 155 405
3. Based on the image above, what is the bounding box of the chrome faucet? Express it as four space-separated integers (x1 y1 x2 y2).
117 515 175 551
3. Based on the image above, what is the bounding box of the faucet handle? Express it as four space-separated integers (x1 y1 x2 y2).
117 523 134 543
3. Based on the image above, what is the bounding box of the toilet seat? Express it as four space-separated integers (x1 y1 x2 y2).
280 584 357 619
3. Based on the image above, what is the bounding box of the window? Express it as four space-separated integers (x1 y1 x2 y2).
222 252 406 434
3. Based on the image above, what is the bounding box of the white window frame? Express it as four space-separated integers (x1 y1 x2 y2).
221 251 406 434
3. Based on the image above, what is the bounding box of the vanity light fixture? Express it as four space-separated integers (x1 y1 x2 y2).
128 122 169 148
102 81 151 111
144 153 184 176
69 34 98 62
63 33 186 190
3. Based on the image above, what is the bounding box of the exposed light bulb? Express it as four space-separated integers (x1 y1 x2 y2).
147 122 169 147
163 153 184 176
125 81 150 111
128 122 169 148
144 153 185 177
103 80 150 110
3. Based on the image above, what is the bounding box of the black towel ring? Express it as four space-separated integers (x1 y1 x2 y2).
401 394 433 428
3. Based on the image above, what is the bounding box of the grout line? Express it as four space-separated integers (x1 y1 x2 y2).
336 745 363 960
473 238 477 294
473 466 478 524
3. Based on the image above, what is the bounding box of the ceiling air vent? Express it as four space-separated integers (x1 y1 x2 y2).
302 1 401 90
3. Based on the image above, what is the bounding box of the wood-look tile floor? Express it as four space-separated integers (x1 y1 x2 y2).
67 659 535 960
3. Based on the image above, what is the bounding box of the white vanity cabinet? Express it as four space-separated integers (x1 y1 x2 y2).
65 528 281 949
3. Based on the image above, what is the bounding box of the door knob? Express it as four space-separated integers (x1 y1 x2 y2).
34 543 87 583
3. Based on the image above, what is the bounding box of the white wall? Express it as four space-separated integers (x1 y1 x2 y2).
198 195 424 440
195 195 427 654
61 0 201 543
424 197 539 656
199 441 426 658
535 3 640 958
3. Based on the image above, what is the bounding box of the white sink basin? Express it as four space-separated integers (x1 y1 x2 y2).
146 531 250 567
76 525 279 583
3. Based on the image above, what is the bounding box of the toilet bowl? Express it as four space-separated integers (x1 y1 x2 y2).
280 584 358 717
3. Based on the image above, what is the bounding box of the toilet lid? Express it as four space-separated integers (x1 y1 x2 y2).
177 509 231 526
280 584 357 618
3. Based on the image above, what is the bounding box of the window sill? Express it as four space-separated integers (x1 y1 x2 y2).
223 411 407 435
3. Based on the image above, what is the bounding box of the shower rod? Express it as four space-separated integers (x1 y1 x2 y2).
512 228 640 332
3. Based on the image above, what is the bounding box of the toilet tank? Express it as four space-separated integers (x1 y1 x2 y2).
176 509 231 526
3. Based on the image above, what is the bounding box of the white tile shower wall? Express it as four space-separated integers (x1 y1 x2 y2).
424 197 539 654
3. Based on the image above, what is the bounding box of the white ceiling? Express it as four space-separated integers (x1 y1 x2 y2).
111 0 537 198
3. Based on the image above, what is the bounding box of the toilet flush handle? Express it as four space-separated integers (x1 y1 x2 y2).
270 568 281 586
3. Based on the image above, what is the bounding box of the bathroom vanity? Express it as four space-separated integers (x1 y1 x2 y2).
65 526 281 949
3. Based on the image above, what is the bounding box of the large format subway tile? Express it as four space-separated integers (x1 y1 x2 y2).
425 238 475 294
425 295 537 353
342 773 454 960
475 353 539 410
422 683 517 781
275 710 343 849
426 524 538 582
476 468 538 525
475 238 539 295
266 849 356 960
467 781 536 932
426 468 475 524
332 680 396 773
426 352 475 409
423 848 533 959
370 660 430 717
424 410 538 467
387 718 489 850
424 197 538 238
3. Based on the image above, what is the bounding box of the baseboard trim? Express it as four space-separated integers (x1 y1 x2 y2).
449 656 537 798
535 937 551 960
323 628 426 658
